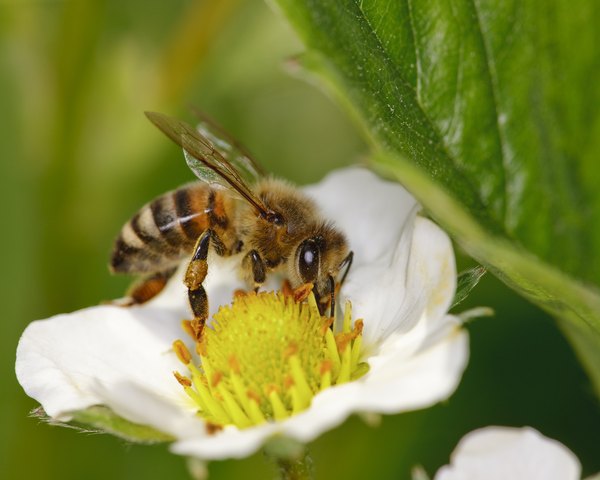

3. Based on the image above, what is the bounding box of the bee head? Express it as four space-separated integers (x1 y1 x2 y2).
293 224 352 313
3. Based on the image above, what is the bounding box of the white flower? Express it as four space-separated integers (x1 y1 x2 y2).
434 426 582 480
16 167 468 460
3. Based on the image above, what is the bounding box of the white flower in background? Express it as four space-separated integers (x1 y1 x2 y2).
434 426 582 480
16 167 469 460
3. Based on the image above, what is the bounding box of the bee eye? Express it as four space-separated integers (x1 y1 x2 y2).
298 239 319 283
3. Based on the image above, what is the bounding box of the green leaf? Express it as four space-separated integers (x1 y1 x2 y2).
31 405 174 444
273 0 600 394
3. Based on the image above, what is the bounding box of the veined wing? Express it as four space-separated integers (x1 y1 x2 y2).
190 108 265 184
145 111 269 216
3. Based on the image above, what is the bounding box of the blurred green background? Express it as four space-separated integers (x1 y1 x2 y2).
2 1 599 478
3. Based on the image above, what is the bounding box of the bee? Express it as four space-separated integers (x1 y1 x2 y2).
110 111 353 339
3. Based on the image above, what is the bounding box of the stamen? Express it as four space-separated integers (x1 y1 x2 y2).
268 387 288 421
172 290 368 429
173 340 192 365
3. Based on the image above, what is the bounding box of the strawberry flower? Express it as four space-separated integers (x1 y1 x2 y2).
16 167 469 461
433 426 584 480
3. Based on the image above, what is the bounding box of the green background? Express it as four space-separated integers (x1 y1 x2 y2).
2 1 598 478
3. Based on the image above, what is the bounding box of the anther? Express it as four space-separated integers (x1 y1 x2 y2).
172 290 368 429
211 371 223 388
205 422 224 435
181 320 196 339
173 340 192 365
228 355 241 374
293 283 313 303
173 371 192 387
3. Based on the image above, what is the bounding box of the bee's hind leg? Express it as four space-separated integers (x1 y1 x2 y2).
184 229 227 339
110 267 177 307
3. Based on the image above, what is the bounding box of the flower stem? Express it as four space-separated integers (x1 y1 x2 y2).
274 450 314 480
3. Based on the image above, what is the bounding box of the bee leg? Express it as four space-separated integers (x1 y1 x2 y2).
125 267 177 305
339 251 354 286
328 250 354 318
328 275 336 319
184 229 226 339
243 249 266 291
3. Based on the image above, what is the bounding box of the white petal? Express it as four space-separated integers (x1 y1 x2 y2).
15 255 241 430
343 216 456 348
277 318 468 443
306 168 456 348
434 426 581 480
16 304 184 421
355 318 467 411
304 167 418 264
172 423 279 460
92 381 204 439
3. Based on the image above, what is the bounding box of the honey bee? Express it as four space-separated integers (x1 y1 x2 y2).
110 111 353 338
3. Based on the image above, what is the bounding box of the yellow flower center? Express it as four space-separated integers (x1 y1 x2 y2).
172 290 368 429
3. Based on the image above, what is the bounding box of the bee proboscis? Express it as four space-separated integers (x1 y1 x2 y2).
110 111 353 338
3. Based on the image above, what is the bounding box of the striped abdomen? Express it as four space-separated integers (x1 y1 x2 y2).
110 182 235 274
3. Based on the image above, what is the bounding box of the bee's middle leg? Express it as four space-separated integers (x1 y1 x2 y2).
184 229 226 339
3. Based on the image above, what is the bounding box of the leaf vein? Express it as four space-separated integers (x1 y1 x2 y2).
470 0 509 222
405 0 421 101
352 0 488 213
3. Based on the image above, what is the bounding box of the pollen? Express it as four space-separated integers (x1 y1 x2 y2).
173 290 368 429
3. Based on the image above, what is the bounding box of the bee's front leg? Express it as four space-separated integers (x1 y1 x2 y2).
184 229 226 339
242 249 266 291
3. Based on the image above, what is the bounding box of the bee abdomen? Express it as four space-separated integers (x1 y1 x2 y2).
110 183 214 274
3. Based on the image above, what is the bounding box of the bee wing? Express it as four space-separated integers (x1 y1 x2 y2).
190 108 265 184
145 111 269 216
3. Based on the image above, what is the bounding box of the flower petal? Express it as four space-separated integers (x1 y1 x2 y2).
278 319 468 443
172 423 279 460
16 303 186 420
15 255 242 427
304 167 418 264
172 314 468 459
344 216 456 349
434 426 581 480
306 168 455 348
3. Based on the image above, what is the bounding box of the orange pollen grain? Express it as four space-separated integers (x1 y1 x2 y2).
320 317 334 335
205 422 223 435
196 339 208 357
353 319 364 336
320 359 333 375
284 375 295 389
293 282 314 302
247 390 261 403
181 320 195 339
173 371 192 387
228 355 241 374
284 342 298 358
281 279 294 298
211 371 223 388
335 333 353 353
190 319 204 340
173 340 192 365
265 384 279 396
